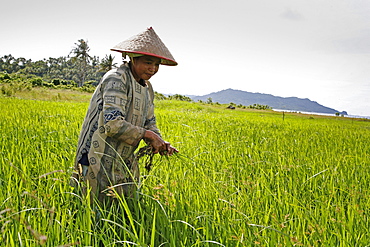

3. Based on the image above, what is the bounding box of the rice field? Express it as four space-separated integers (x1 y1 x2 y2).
0 96 369 246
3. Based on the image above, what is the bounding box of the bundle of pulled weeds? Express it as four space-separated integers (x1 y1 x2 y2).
135 145 155 172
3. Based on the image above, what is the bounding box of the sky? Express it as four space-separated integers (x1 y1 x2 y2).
1 0 370 117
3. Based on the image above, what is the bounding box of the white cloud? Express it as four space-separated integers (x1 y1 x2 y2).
281 8 304 21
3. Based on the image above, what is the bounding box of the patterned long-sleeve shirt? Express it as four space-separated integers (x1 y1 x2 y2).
73 62 160 200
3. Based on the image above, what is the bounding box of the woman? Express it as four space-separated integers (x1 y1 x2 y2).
73 27 178 203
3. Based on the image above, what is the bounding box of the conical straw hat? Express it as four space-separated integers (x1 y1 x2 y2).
111 27 177 66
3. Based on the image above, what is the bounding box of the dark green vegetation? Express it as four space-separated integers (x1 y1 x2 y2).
0 72 267 110
0 89 369 246
1 40 117 89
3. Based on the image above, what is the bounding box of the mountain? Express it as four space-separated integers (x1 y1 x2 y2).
191 89 347 115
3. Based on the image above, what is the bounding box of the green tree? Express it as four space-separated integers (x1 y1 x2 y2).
168 94 192 102
99 54 117 73
70 39 92 86
154 91 167 100
1 54 16 73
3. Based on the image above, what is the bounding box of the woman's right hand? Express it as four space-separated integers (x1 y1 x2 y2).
144 130 178 156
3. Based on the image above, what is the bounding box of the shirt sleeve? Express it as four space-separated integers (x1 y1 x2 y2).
102 71 146 147
144 81 162 137
144 106 161 137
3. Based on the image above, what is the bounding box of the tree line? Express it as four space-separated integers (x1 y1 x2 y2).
0 39 117 88
1 40 272 111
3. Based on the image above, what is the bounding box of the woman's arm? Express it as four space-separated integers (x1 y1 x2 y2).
102 72 146 146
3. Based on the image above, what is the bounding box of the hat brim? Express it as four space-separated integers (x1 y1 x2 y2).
111 49 178 66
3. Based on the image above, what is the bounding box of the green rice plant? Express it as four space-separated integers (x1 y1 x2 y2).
0 96 369 246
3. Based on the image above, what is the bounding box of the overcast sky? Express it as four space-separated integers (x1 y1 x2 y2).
1 0 370 116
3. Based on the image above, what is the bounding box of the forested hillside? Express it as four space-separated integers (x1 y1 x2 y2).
192 89 348 115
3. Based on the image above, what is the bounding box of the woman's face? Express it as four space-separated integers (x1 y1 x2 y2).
131 55 161 82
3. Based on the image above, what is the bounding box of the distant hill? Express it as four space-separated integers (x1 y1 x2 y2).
191 89 347 115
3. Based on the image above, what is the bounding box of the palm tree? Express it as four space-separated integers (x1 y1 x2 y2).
2 54 15 73
70 39 91 86
99 54 117 73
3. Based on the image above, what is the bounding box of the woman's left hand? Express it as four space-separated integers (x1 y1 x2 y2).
160 142 179 156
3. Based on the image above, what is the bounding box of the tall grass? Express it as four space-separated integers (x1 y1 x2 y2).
0 96 369 246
